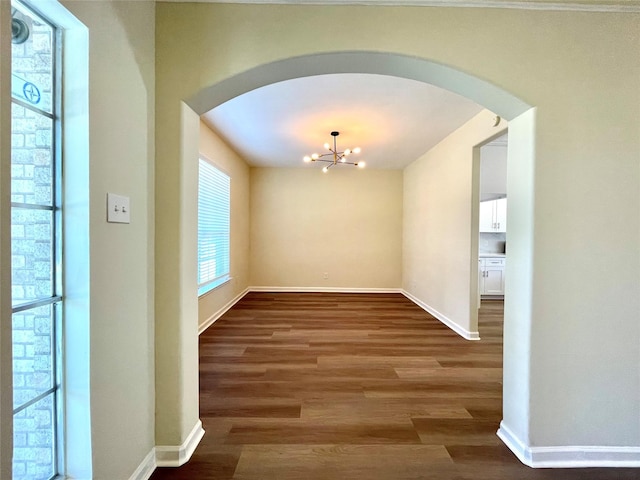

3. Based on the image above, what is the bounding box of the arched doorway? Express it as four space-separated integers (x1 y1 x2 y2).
155 50 536 466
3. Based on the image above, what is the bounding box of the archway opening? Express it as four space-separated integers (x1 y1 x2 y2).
179 50 536 463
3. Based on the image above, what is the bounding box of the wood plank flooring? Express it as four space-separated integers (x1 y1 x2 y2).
151 293 638 479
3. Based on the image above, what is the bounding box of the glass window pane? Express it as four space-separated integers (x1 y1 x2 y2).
11 2 60 478
198 158 230 295
11 104 53 206
11 2 54 113
12 208 54 305
13 393 55 480
12 304 54 410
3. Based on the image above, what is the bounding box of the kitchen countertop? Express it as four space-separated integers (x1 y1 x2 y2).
479 253 506 258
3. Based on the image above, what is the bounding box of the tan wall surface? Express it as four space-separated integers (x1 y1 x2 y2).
156 3 640 453
1 3 637 476
250 168 403 289
59 0 156 478
403 109 504 337
501 107 537 448
198 121 251 328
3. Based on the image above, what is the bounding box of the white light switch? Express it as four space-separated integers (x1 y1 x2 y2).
107 193 130 224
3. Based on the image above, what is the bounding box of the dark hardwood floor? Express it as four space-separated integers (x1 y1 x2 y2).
151 292 637 479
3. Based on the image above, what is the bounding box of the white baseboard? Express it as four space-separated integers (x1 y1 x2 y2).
248 286 403 294
198 287 250 335
497 421 533 465
155 420 205 467
401 289 480 341
497 422 640 468
129 448 157 480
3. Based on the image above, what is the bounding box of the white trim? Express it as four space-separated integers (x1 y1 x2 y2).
497 421 533 465
528 446 640 468
198 287 249 334
156 0 640 13
155 420 205 467
128 448 157 480
249 286 403 294
401 290 480 341
498 422 640 468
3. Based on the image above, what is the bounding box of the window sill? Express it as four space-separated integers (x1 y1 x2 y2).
198 276 232 298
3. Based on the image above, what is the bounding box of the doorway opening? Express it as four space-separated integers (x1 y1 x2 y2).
476 131 508 335
162 50 537 467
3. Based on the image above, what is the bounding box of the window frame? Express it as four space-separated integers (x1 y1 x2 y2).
10 2 63 478
197 155 231 297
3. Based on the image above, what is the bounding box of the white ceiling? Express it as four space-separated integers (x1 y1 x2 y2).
202 73 484 170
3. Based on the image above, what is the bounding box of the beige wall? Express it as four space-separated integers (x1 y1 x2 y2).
57 1 156 478
155 2 640 460
250 168 402 289
403 109 505 338
1 2 638 477
501 108 536 450
198 121 251 328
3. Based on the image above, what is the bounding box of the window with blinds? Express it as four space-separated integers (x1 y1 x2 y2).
198 158 230 296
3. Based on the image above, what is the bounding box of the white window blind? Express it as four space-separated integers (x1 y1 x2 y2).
198 158 230 295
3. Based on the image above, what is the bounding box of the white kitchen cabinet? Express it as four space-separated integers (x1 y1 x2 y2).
479 198 507 233
479 257 505 296
479 201 495 232
495 198 507 232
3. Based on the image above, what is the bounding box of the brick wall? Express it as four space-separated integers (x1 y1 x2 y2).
11 14 57 480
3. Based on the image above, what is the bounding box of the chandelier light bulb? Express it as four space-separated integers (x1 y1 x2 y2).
324 143 330 150
303 156 311 163
353 147 361 154
311 153 319 160
340 157 346 163
322 166 329 173
357 161 366 168
344 149 351 156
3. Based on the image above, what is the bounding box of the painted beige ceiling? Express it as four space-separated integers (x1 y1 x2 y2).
202 73 485 170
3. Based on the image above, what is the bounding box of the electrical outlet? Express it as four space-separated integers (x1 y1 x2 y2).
323 272 329 280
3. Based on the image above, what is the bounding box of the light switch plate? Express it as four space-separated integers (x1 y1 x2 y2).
107 193 130 224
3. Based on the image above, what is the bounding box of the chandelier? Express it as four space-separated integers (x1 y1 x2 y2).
303 131 365 173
